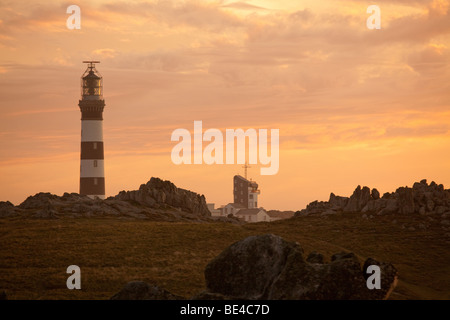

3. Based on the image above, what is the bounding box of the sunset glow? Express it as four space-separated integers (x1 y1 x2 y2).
1 0 449 210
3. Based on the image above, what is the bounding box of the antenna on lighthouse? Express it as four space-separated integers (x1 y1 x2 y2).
242 162 251 180
82 61 100 70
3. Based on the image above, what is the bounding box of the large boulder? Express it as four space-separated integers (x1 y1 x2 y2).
204 234 298 299
202 234 398 300
362 258 399 300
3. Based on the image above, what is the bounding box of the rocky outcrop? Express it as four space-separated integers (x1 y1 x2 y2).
296 179 450 217
113 177 210 217
344 186 371 212
203 234 298 300
0 178 217 222
110 281 184 300
196 234 397 300
306 251 324 264
0 201 17 218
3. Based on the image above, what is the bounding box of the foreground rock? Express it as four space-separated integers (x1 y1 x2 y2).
0 177 228 222
110 281 184 300
197 234 398 300
111 234 397 300
296 179 450 218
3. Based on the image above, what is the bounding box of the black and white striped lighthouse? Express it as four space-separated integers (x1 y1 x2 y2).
78 61 105 199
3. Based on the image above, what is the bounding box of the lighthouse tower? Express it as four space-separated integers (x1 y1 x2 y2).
78 61 106 199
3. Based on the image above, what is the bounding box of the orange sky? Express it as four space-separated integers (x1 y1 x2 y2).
1 0 450 210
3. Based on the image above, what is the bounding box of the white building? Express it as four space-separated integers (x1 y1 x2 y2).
235 208 272 223
223 203 246 216
207 203 222 217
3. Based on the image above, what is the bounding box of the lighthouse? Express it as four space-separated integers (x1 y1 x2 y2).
78 61 106 199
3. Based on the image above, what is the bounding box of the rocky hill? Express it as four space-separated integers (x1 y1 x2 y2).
296 179 450 217
0 177 217 222
295 179 450 231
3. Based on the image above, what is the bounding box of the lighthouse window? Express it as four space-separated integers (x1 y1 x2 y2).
94 160 98 167
94 178 98 185
93 142 97 150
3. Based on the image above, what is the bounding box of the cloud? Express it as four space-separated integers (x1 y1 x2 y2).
92 48 118 59
220 1 269 11
384 124 449 138
0 3 68 34
408 44 449 75
1 0 450 207
102 0 244 31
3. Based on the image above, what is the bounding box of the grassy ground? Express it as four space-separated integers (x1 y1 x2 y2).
0 213 448 300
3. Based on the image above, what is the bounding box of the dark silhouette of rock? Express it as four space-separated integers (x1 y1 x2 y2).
363 258 398 300
0 201 16 218
269 251 367 300
306 251 324 264
19 192 61 209
202 234 397 300
295 179 450 218
111 281 184 300
378 199 399 215
344 186 372 213
329 193 348 208
396 187 415 214
0 201 14 209
0 178 227 222
113 177 211 217
344 185 362 212
372 188 380 200
204 234 299 299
